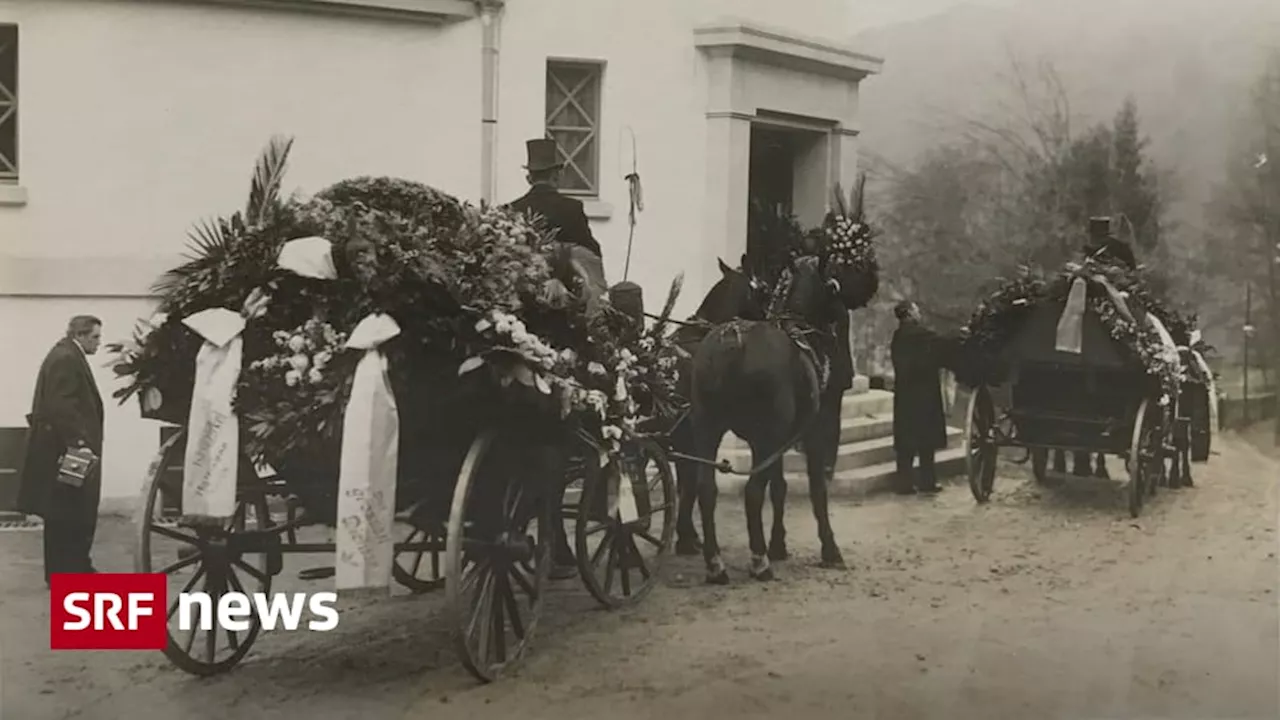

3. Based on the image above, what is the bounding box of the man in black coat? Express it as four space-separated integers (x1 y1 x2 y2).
18 316 106 586
1084 215 1138 271
508 138 608 317
508 138 603 258
890 301 962 495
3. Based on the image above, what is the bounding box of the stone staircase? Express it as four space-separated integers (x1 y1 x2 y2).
715 388 967 497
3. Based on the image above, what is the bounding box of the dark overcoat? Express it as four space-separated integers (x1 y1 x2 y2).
890 321 955 453
829 308 854 394
18 338 104 518
1091 238 1138 271
508 184 603 258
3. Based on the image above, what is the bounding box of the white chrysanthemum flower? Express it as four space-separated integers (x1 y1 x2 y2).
289 354 309 372
285 370 302 387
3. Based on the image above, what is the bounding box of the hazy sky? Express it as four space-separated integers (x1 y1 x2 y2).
849 0 1020 31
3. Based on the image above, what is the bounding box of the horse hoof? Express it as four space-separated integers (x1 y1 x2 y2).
675 539 702 556
750 567 775 582
706 570 731 586
819 549 846 569
767 544 790 562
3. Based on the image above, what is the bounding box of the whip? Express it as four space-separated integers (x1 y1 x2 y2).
620 126 643 281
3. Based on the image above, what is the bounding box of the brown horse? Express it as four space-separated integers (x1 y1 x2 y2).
670 257 769 555
688 254 848 584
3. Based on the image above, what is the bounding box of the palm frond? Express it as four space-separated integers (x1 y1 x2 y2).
246 135 295 225
150 216 235 296
830 182 848 218
650 272 684 338
850 172 868 223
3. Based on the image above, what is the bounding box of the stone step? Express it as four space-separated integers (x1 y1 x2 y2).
842 389 893 418
715 446 968 498
719 425 964 474
840 413 895 444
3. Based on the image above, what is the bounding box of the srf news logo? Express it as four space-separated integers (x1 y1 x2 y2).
50 573 339 650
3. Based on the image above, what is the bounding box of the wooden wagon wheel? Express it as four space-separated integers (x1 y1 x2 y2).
1127 397 1165 518
1189 349 1215 463
964 385 998 503
135 428 279 676
574 437 675 609
391 500 447 593
445 429 553 684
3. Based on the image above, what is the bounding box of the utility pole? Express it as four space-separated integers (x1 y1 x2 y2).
1243 283 1252 424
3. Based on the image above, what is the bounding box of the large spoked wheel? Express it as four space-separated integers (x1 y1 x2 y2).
135 428 279 676
1127 398 1166 518
445 430 553 684
965 386 998 503
574 438 675 609
392 504 447 593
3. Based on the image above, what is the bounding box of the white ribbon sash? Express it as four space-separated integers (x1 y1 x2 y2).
1145 313 1177 352
335 313 401 592
181 308 247 523
277 236 338 280
1055 277 1088 354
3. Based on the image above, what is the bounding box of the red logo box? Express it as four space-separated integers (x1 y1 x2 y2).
50 573 168 650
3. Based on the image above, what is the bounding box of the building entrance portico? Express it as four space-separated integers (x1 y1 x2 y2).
694 21 882 294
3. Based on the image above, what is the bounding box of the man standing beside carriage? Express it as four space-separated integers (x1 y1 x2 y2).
890 301 967 495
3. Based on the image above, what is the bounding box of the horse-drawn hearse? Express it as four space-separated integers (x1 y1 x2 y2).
109 138 685 682
957 261 1212 518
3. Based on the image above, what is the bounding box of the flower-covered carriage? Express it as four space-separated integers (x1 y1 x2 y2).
109 138 686 682
954 259 1201 518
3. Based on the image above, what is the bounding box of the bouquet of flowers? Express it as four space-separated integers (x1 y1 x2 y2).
806 175 880 311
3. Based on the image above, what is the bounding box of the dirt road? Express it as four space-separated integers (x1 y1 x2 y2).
2 433 1276 720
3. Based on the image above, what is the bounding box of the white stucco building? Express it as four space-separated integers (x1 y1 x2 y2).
0 0 882 511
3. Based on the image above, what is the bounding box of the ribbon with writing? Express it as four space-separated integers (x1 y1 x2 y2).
180 308 247 524
335 313 401 592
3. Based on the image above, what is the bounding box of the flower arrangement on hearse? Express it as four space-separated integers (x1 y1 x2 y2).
105 139 685 517
952 256 1199 406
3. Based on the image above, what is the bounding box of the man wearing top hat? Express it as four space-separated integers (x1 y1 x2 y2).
1084 215 1138 271
508 138 609 315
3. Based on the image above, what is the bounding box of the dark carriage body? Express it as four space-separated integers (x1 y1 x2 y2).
964 288 1177 516
999 299 1153 456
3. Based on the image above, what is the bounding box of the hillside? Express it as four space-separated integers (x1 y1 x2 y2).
850 0 1280 228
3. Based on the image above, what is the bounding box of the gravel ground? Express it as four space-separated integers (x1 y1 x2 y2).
1 433 1276 720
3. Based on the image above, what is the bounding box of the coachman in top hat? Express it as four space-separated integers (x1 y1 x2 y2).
507 138 609 314
1084 215 1138 271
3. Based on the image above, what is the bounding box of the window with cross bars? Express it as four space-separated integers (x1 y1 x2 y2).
544 59 602 196
0 25 16 184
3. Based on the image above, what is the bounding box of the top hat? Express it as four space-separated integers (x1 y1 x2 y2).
1088 216 1115 239
524 138 565 173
